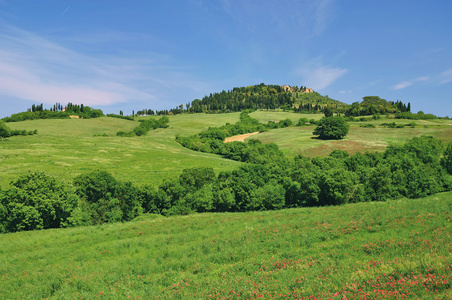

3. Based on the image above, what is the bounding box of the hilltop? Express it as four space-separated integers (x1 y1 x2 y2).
149 83 347 115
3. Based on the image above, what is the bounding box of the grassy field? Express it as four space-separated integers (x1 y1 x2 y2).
1 115 243 188
247 112 452 157
0 192 451 299
2 112 451 188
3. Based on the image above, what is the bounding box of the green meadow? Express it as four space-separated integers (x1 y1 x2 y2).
247 112 452 157
0 192 451 299
1 114 244 188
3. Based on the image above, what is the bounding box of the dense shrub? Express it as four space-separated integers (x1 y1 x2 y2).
441 142 452 174
117 116 169 137
106 114 134 121
73 171 142 224
313 116 349 139
0 172 78 232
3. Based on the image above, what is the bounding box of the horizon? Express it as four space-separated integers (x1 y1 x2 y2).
1 0 451 118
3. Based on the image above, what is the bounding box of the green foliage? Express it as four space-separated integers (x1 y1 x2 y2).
0 121 37 140
176 112 290 165
345 97 411 117
396 111 437 120
441 142 452 174
0 172 78 232
179 167 215 191
297 117 309 126
73 171 142 224
184 83 346 114
313 116 350 139
117 116 169 137
0 121 11 140
2 104 104 122
359 123 376 128
106 114 135 121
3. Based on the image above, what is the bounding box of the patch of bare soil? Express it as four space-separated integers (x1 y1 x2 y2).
224 132 260 143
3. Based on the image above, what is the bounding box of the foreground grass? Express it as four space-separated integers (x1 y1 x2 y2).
1 192 451 299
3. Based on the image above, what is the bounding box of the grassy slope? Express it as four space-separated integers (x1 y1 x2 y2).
1 114 243 188
0 192 451 299
248 112 452 157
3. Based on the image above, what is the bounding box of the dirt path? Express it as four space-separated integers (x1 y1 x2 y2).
224 132 260 143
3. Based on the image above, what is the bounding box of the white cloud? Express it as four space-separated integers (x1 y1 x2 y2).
392 81 413 90
438 69 452 85
312 0 335 36
392 76 429 90
298 66 347 91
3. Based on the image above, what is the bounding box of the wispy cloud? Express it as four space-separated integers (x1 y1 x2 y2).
312 0 335 36
392 76 429 90
0 25 206 109
296 62 347 91
438 68 452 85
202 0 335 38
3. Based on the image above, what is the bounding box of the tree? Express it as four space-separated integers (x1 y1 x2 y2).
441 142 452 174
0 122 11 141
0 172 79 232
313 116 349 139
323 107 333 117
73 171 142 224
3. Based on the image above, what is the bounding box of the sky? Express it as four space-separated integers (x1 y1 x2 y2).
0 0 451 118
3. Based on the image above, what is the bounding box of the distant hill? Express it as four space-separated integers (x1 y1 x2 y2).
159 83 348 115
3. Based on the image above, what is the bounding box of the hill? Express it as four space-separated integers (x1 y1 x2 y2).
153 83 347 115
1 192 451 298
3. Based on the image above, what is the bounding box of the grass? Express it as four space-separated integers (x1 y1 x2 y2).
1 115 242 188
0 192 451 299
246 113 452 157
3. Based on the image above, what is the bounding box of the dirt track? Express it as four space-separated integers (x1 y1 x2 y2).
224 132 259 143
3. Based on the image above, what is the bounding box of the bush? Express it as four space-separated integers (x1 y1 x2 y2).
0 122 11 141
313 116 350 139
297 117 309 126
73 171 142 224
441 143 452 174
0 172 79 232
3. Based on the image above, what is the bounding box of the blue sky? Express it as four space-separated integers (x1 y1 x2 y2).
0 0 451 118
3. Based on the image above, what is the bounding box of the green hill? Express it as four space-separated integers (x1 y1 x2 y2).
162 83 347 114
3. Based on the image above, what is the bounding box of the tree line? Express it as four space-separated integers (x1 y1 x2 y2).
0 121 38 141
2 103 104 122
131 85 438 120
116 116 169 137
